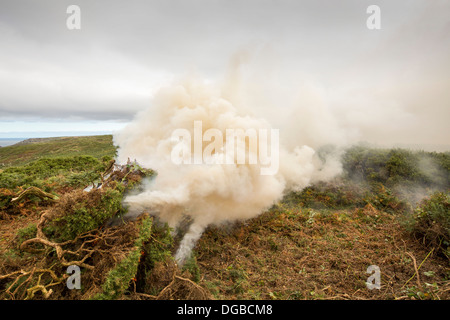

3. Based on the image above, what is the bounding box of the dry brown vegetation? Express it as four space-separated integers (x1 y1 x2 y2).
196 202 449 300
0 140 448 300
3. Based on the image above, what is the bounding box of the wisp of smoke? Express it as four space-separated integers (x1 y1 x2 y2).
114 69 342 265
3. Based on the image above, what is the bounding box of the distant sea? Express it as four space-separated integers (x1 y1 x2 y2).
0 131 116 148
0 138 26 147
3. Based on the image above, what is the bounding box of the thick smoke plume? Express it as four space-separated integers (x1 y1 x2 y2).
114 64 343 264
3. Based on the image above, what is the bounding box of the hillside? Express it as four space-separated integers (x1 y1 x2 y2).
0 135 116 168
0 137 448 300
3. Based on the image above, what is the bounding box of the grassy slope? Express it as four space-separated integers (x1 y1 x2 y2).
0 135 116 168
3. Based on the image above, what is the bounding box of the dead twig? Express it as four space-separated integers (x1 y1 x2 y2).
24 272 62 300
404 252 421 289
2 268 66 300
402 248 434 289
134 292 158 300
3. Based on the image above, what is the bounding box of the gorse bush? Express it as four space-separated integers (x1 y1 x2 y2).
142 223 173 268
0 155 110 190
342 146 450 189
134 223 175 295
282 182 367 210
363 183 407 213
0 188 16 209
182 254 201 283
409 192 450 259
15 223 37 246
3 156 101 177
94 217 153 300
43 188 125 242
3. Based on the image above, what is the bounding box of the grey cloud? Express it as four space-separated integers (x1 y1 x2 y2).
0 0 449 149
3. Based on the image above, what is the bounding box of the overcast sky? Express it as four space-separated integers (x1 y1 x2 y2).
0 0 449 149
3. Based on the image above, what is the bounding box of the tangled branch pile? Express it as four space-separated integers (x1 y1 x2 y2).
0 160 210 300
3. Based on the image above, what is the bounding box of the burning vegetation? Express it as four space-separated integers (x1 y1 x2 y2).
0 135 448 300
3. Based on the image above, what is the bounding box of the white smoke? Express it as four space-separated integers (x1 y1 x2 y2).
113 61 343 265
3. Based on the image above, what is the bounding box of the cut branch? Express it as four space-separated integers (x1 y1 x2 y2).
11 186 59 204
20 210 95 270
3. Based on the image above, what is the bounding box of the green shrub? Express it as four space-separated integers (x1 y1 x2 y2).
94 217 153 300
15 223 37 246
0 156 106 190
364 183 407 213
409 192 450 259
281 182 367 210
141 223 173 268
342 146 449 189
44 188 125 242
182 254 201 283
135 223 174 295
0 188 15 209
65 171 100 188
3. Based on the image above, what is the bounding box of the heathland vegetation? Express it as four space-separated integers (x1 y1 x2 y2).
0 136 448 299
